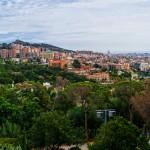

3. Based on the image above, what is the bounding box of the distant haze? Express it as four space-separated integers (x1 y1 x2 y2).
0 0 150 53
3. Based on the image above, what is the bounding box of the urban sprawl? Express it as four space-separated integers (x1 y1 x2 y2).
0 40 150 83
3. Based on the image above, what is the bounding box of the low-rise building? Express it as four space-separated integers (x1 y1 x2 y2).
48 59 68 69
140 63 150 72
86 72 110 82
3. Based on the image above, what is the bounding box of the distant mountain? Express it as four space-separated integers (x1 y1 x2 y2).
0 40 73 52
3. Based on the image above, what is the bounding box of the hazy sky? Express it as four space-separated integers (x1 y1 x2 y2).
0 0 150 52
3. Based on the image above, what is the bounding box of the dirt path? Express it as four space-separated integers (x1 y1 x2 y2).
61 143 88 150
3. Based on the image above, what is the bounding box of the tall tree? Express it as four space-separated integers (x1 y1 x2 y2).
131 80 150 126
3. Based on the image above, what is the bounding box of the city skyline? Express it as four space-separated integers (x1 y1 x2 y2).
1 0 150 53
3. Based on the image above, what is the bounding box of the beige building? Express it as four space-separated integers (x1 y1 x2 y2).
40 51 54 59
86 72 110 82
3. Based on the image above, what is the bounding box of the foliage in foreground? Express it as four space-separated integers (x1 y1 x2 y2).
29 111 85 149
89 117 149 150
0 63 149 149
0 144 22 150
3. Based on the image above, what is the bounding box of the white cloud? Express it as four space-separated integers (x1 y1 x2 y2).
0 0 150 52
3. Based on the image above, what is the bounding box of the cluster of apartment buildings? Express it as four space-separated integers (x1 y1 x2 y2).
0 43 71 69
0 43 149 82
71 51 150 81
68 51 132 82
0 43 42 59
40 50 72 69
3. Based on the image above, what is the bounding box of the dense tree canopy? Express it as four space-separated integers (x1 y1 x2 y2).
29 111 74 149
89 117 149 150
0 62 149 150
